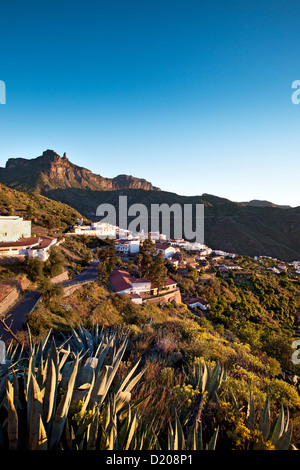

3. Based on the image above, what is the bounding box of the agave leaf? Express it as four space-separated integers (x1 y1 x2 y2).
206 427 219 450
43 359 57 431
58 344 70 373
86 407 100 450
175 413 185 450
201 362 208 393
115 390 132 413
246 387 256 430
275 425 293 450
77 357 98 386
6 379 18 450
89 365 110 407
28 373 44 450
271 405 285 444
81 370 95 413
41 328 52 352
49 355 79 450
31 414 48 450
125 412 138 450
70 327 85 352
96 340 128 405
259 393 270 442
116 359 142 394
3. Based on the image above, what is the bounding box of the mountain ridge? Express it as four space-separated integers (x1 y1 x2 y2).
240 199 292 209
0 150 299 261
0 149 160 193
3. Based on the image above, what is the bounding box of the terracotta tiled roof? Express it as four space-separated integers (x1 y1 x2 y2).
151 277 177 289
131 277 151 284
155 242 171 250
109 269 132 292
29 237 55 250
185 297 208 305
0 237 40 248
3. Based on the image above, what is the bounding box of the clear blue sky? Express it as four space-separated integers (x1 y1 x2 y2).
0 0 299 206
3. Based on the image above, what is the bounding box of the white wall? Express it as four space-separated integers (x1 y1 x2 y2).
0 217 31 242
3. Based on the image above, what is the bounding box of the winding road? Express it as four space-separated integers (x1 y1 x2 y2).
0 259 99 342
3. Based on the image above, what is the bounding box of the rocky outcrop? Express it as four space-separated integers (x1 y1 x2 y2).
0 150 160 193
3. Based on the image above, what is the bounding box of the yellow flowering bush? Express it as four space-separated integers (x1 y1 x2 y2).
265 378 300 411
172 383 199 409
217 401 261 450
69 400 94 426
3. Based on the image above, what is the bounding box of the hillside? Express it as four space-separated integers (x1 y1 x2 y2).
240 199 292 209
44 187 300 262
23 250 300 450
0 181 84 233
0 150 299 261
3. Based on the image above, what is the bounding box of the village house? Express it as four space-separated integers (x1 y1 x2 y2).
185 297 210 310
109 268 178 304
72 221 117 238
168 258 179 268
154 241 177 259
277 264 287 271
27 237 58 261
115 238 140 255
0 237 41 258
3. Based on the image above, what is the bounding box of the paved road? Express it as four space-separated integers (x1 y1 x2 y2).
59 259 99 286
0 259 99 342
0 290 42 342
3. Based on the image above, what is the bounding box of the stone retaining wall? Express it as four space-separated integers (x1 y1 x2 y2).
50 270 69 285
0 287 20 315
143 288 182 305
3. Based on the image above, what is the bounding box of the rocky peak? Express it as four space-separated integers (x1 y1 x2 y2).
0 149 160 193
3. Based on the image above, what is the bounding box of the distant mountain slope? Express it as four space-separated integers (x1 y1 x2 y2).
0 182 83 231
240 199 292 209
0 149 160 193
0 150 299 261
44 187 300 261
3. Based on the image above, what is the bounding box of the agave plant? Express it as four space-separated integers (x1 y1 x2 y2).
0 325 148 450
183 359 226 436
246 388 295 450
168 412 219 450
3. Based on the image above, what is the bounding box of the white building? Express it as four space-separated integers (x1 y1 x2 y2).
185 297 210 310
109 268 177 304
27 237 58 261
0 216 31 242
154 242 177 259
115 239 140 255
0 237 40 258
73 222 117 238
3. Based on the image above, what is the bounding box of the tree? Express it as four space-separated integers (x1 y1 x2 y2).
149 251 168 295
140 237 156 278
97 261 109 282
26 257 44 282
135 253 143 277
46 247 66 277
107 239 117 270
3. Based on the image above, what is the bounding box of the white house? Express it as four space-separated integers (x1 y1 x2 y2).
27 237 58 261
154 242 176 259
0 237 40 258
73 222 117 238
0 216 31 242
185 297 210 310
109 268 152 303
115 239 140 255
109 268 178 303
